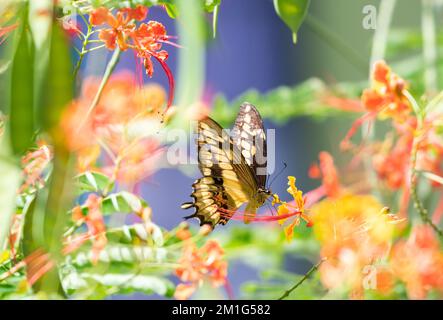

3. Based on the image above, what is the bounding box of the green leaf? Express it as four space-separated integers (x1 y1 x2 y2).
0 134 21 251
204 0 220 12
101 191 148 215
62 270 175 298
163 3 178 18
75 171 113 193
68 244 169 268
39 21 73 139
106 223 165 245
9 5 35 155
273 0 310 43
33 19 74 295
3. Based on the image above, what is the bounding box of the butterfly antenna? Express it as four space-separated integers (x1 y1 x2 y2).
264 199 276 216
268 162 288 188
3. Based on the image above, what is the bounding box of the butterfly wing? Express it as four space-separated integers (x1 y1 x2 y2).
181 117 258 228
231 102 268 189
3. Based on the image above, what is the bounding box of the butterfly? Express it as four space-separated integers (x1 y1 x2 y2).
181 102 272 229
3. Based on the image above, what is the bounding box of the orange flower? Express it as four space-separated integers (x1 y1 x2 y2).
372 114 443 221
174 239 228 300
390 225 443 299
309 151 341 198
72 194 107 264
19 143 52 193
90 6 147 51
89 6 175 108
61 73 167 183
373 129 413 190
362 60 411 121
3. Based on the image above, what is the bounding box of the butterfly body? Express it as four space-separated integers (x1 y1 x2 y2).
181 103 271 229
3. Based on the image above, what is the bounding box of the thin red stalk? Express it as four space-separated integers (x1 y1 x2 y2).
154 55 174 110
432 194 443 224
304 185 326 207
63 233 90 255
28 261 55 286
0 23 18 45
159 39 183 49
341 111 377 149
224 280 235 300
217 208 302 222
26 252 51 276
133 51 144 88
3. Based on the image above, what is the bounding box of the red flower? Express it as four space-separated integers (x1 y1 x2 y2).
362 60 411 121
340 61 411 150
391 225 443 299
19 143 52 193
132 21 169 77
309 151 341 198
72 194 107 264
132 21 175 107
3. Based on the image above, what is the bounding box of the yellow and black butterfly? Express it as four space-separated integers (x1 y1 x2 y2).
181 102 272 229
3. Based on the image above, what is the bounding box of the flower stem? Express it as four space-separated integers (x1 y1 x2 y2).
421 0 437 94
73 23 94 80
76 47 121 133
277 258 326 300
370 0 397 66
365 0 396 198
407 92 443 239
410 137 443 239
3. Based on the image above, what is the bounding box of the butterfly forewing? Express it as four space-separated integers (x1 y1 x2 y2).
232 102 267 189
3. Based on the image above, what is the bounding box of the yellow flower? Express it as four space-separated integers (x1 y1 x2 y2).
0 250 10 264
310 194 397 295
311 194 394 245
275 176 312 242
271 193 281 206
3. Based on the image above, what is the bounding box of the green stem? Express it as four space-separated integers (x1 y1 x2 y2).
406 92 443 239
73 24 93 80
277 258 326 300
212 5 219 39
421 0 438 94
365 0 396 198
370 0 396 66
304 14 367 73
410 140 443 239
76 47 121 133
